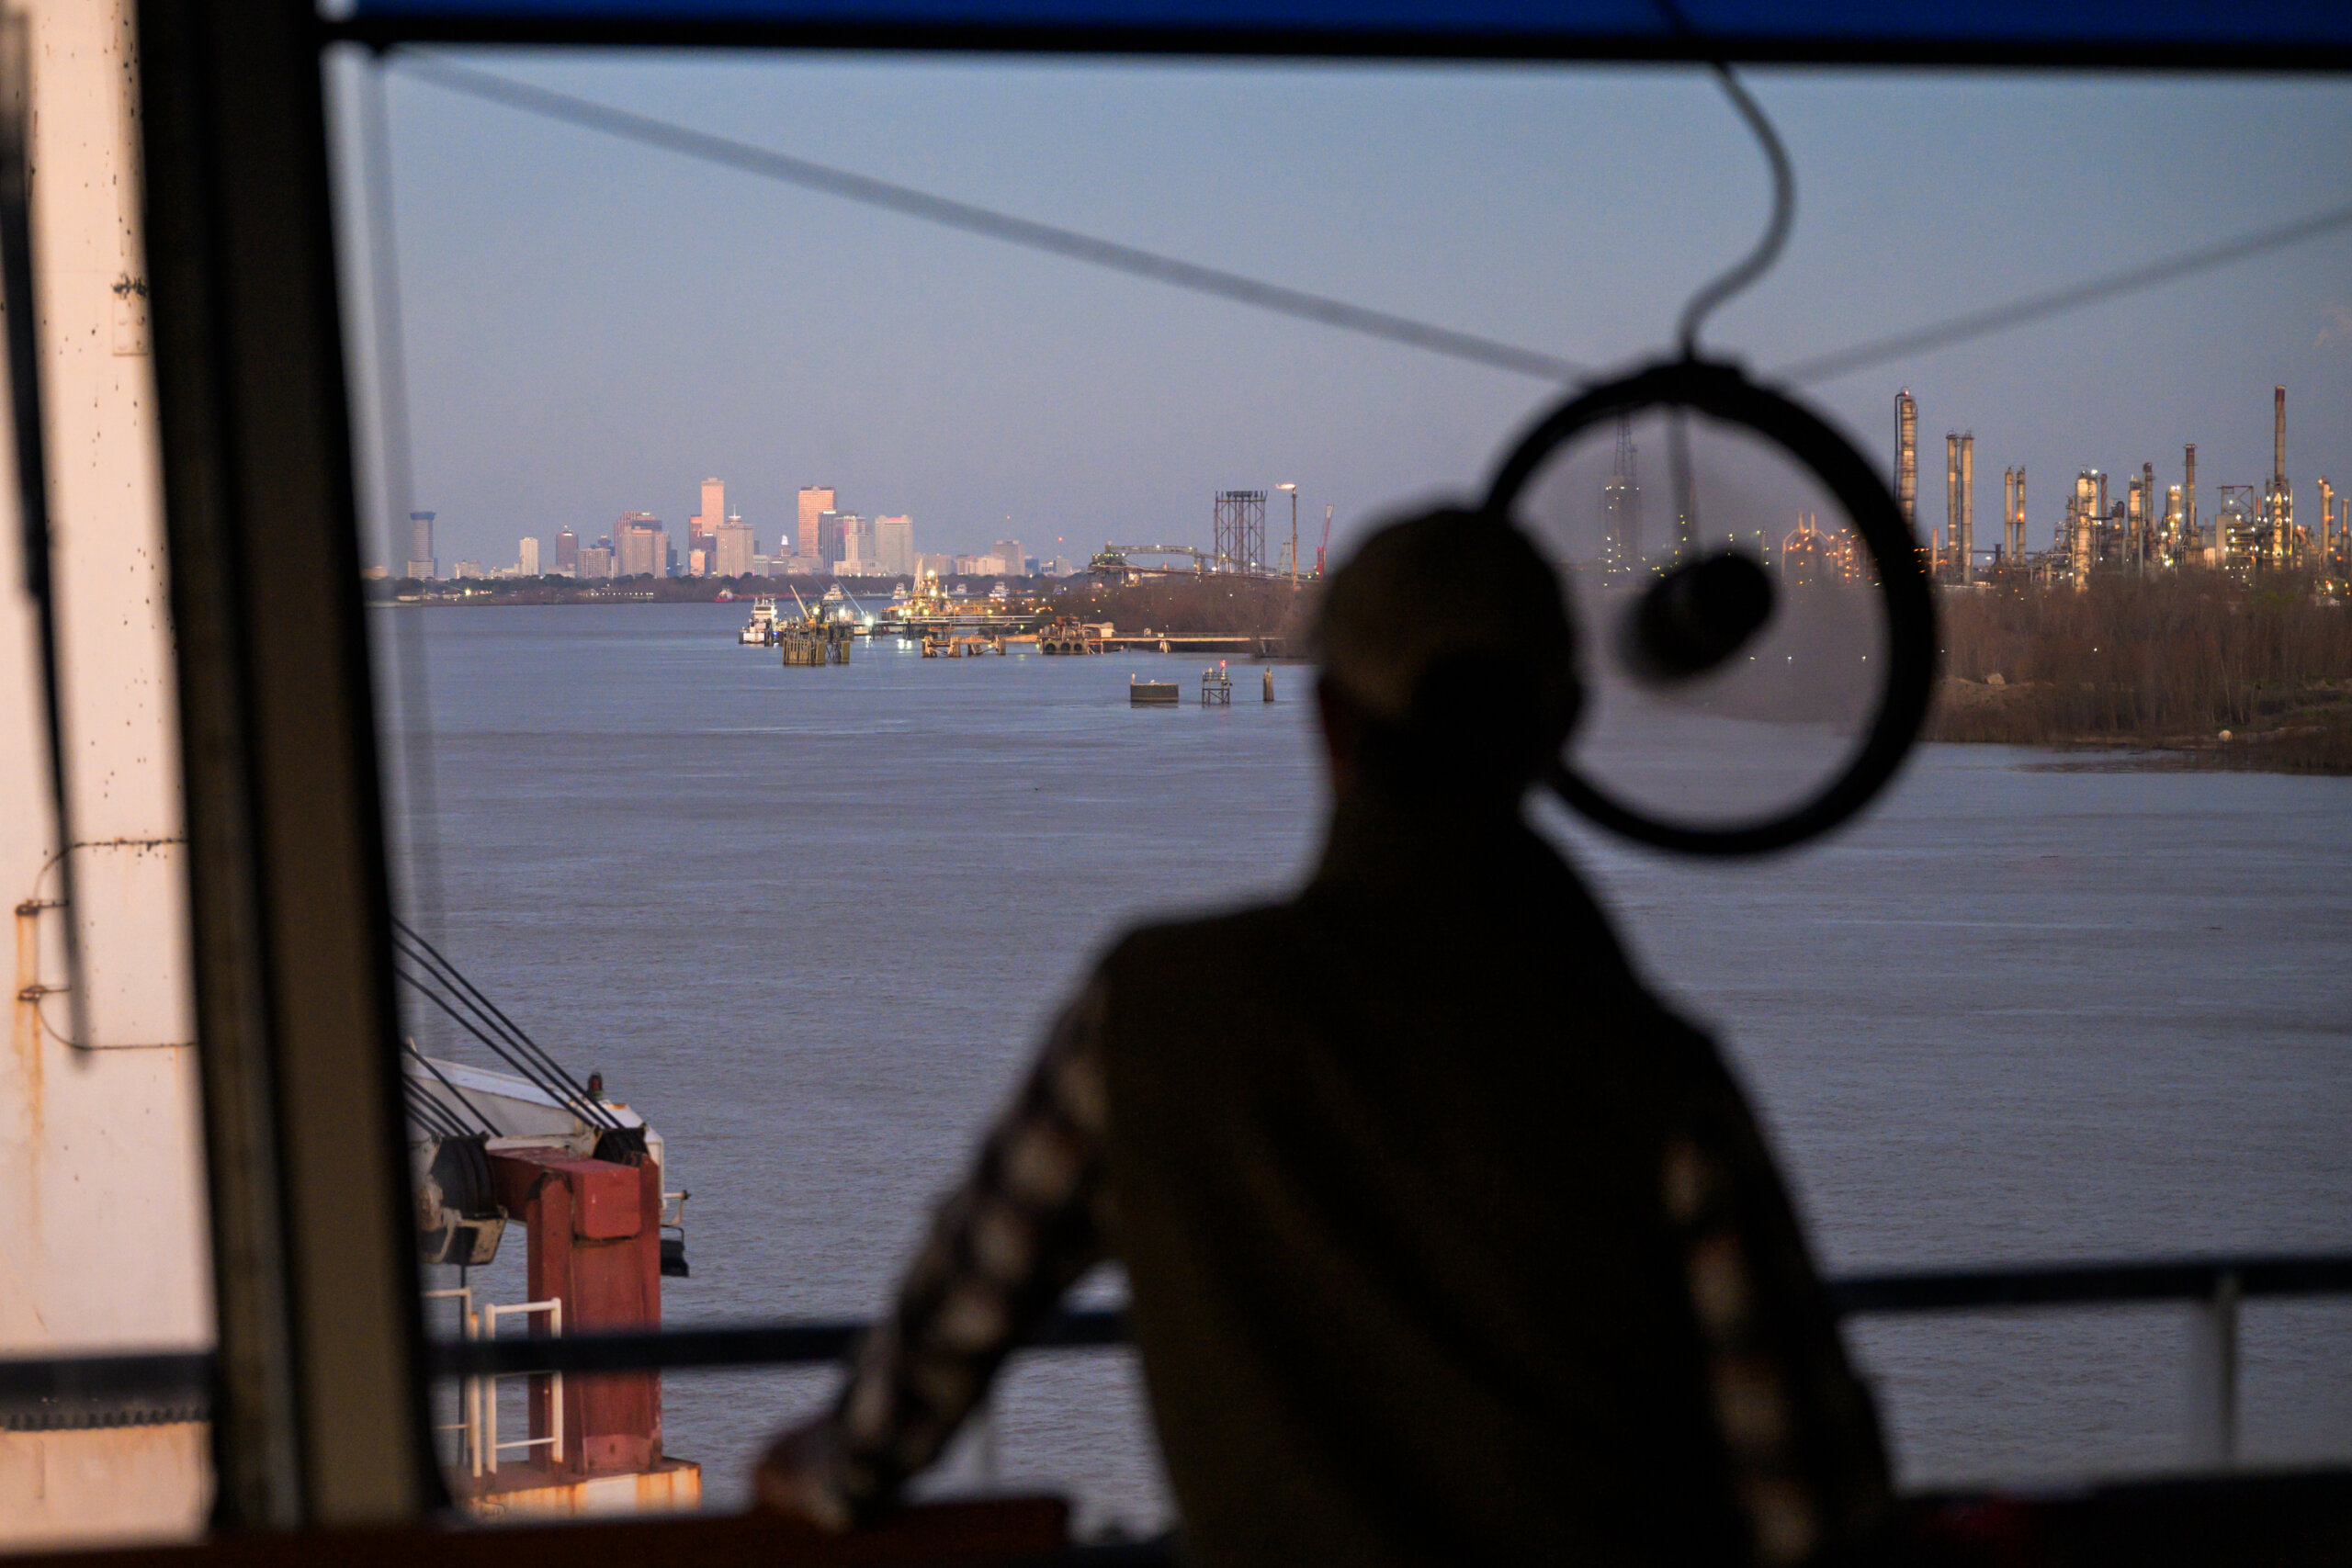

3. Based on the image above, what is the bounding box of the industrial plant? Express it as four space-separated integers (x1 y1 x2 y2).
1893 383 2345 591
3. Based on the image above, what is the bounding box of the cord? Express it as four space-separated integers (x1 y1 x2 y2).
391 51 1588 385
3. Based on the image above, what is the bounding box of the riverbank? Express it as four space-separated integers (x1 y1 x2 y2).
1926 575 2352 773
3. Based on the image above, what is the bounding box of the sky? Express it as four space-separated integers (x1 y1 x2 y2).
325 51 2352 573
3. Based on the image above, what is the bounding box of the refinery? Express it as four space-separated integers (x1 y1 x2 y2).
1894 383 2344 591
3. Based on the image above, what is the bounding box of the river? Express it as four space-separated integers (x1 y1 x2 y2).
385 601 2352 1532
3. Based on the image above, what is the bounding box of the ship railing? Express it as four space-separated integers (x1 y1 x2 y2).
426 1253 2352 1477
420 1286 483 1476
478 1298 565 1474
5 1253 2350 1475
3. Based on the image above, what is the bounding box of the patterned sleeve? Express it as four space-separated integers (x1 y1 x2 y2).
1661 1076 1895 1568
818 974 1118 1521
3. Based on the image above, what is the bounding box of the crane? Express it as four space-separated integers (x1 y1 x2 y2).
1314 504 1334 577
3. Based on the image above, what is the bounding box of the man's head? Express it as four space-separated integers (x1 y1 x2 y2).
1313 506 1582 808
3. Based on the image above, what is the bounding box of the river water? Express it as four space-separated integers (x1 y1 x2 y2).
385 601 2352 1532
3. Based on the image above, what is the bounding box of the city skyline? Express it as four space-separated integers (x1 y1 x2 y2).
334 59 2352 575
397 366 2343 583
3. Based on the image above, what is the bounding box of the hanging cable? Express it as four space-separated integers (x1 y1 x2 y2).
388 51 1587 385
1648 1 1795 361
1637 1 1800 551
373 47 2348 416
1779 195 2352 383
401 1078 474 1142
391 919 621 1129
393 964 587 1115
401 1040 502 1138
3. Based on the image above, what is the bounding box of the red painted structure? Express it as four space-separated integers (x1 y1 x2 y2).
487 1149 665 1477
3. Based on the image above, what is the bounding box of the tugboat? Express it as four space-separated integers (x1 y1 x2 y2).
739 596 778 645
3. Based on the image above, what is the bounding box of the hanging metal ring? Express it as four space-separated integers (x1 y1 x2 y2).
1484 357 1939 856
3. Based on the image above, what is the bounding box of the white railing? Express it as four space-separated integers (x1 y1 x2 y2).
479 1297 564 1475
421 1287 482 1475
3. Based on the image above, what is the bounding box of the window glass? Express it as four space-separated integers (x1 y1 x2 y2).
327 51 2352 1529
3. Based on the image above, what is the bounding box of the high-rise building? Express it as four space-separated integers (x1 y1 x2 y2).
874 515 914 577
993 539 1024 579
555 526 579 575
816 510 847 570
615 513 667 578
715 516 755 578
686 478 725 571
518 536 540 577
832 514 873 573
405 510 436 580
578 546 615 580
798 487 836 560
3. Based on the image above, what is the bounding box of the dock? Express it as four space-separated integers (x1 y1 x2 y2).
1102 635 1289 658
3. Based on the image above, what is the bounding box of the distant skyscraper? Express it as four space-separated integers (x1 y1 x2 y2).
817 510 847 570
616 513 667 578
993 539 1024 579
518 536 540 577
832 514 872 572
555 527 579 575
715 516 755 578
577 545 615 579
689 478 725 570
798 487 836 560
874 515 914 577
405 511 436 580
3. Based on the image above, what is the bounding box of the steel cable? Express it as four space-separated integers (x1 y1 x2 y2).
1777 196 2352 384
391 919 623 1129
389 51 1589 384
391 954 618 1131
379 51 2352 395
401 1041 502 1138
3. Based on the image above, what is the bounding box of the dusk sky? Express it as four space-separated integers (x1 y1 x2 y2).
327 52 2352 573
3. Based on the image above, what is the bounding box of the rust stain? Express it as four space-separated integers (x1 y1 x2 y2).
457 1460 702 1522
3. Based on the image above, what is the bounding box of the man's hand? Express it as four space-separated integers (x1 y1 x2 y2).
752 1415 854 1529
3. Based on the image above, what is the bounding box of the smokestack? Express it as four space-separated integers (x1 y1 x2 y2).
2001 468 2015 565
2274 386 2288 497
1959 434 1975 584
2185 444 2199 556
2012 467 2026 564
1895 390 1917 536
1945 433 1961 577
2074 471 2097 587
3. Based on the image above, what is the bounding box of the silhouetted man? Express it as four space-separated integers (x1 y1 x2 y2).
757 507 1891 1566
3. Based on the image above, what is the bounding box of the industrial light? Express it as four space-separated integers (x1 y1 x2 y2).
1486 356 1936 858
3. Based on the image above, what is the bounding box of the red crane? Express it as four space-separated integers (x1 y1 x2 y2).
1313 504 1333 578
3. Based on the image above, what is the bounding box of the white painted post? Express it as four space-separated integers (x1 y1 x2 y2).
2185 1270 2240 1468
547 1300 564 1467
